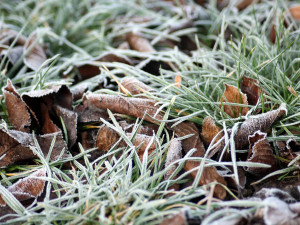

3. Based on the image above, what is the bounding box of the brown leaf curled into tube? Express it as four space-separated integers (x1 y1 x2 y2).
210 104 287 158
83 93 164 124
201 116 222 147
222 83 249 118
234 103 287 150
164 138 182 192
246 131 276 175
240 76 262 106
0 168 46 207
126 32 155 52
120 77 152 96
2 80 31 132
170 121 227 199
23 32 47 71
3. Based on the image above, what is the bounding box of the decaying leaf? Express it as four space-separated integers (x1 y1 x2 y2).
289 5 300 21
2 80 31 132
0 168 46 207
170 121 227 199
165 138 182 192
211 103 287 157
118 120 158 136
126 32 155 52
120 77 152 96
222 83 249 118
0 127 68 167
96 125 156 161
201 117 222 147
246 131 276 175
159 211 187 225
22 85 73 133
83 93 164 124
96 125 122 152
279 139 300 164
53 105 77 147
23 32 47 71
1 46 23 65
75 104 109 123
240 76 262 106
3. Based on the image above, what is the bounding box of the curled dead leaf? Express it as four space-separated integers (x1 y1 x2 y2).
246 131 276 175
83 93 164 124
126 32 155 52
23 32 47 71
222 83 249 118
118 120 158 136
240 76 263 106
0 127 68 167
210 103 287 157
2 80 31 132
170 121 226 199
96 124 156 161
0 168 46 207
201 116 222 147
165 138 182 192
120 77 152 96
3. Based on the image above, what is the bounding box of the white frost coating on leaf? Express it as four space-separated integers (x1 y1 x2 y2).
165 138 182 180
3 129 35 147
8 168 46 200
248 130 267 141
263 197 300 225
22 86 61 98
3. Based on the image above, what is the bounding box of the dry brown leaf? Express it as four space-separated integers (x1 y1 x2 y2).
210 104 287 157
159 211 187 225
96 125 156 161
289 5 300 21
201 116 222 147
53 105 78 147
0 127 68 167
240 76 262 106
120 77 152 96
74 104 109 123
222 83 249 118
96 125 121 152
170 121 227 199
41 102 60 134
246 131 276 175
164 138 182 192
83 93 164 124
23 32 47 71
0 168 46 207
118 120 158 136
2 80 31 132
126 32 155 52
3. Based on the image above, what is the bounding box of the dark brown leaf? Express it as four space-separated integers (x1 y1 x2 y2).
0 127 68 167
41 102 60 134
126 32 155 52
23 32 47 71
0 168 46 207
83 93 164 124
201 116 222 147
246 131 276 175
118 120 158 136
165 138 182 192
222 83 249 118
53 105 77 147
210 103 287 158
170 121 227 199
2 80 31 132
75 104 109 123
240 76 262 106
120 77 152 96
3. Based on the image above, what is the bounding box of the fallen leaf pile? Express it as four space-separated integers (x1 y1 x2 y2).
0 1 299 224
